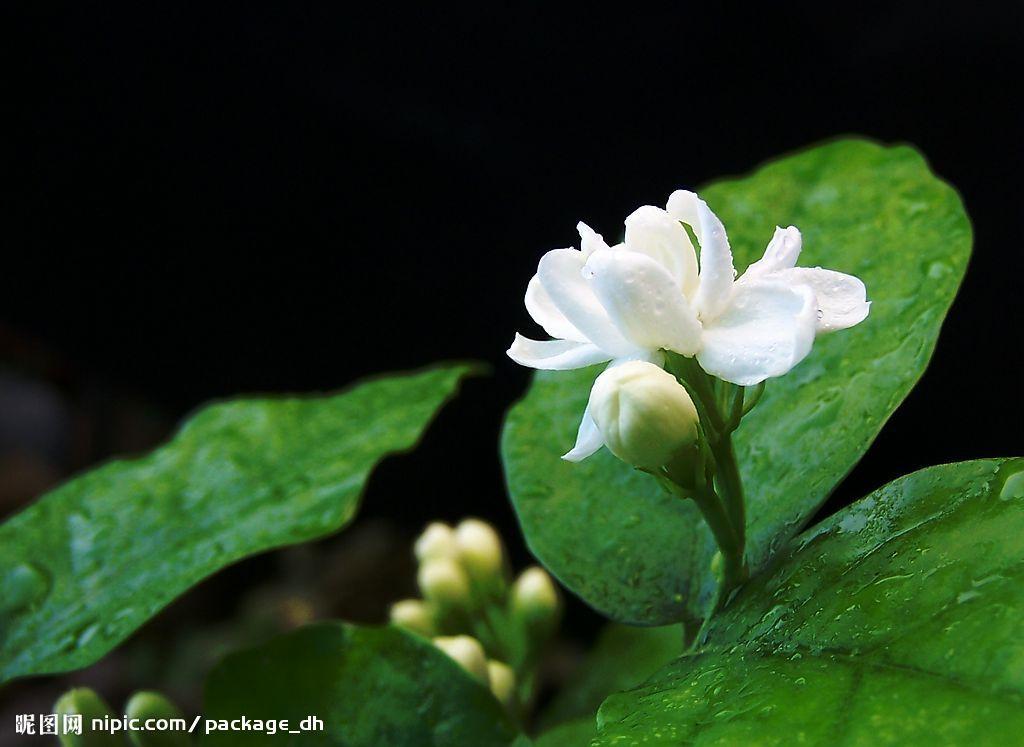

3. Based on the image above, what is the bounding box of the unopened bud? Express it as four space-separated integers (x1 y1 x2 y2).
417 558 470 607
455 518 505 584
486 659 517 713
389 598 436 637
511 566 560 635
124 691 189 747
588 360 699 472
433 635 490 684
414 522 458 562
54 688 118 747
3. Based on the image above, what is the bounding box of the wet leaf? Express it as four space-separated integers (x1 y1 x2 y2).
539 624 682 731
203 622 520 746
0 364 477 683
596 459 1024 745
502 138 972 624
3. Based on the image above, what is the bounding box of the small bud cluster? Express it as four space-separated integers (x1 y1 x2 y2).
54 687 188 747
390 518 561 719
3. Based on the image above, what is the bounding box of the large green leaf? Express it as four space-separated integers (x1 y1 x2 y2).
532 624 682 746
0 364 476 684
539 624 682 731
502 138 971 625
203 622 520 746
596 458 1024 745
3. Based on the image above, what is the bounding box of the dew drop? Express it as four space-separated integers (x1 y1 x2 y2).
999 470 1024 501
0 562 52 616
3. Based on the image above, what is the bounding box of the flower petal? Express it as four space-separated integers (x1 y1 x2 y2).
583 248 703 356
774 267 870 333
666 190 735 321
697 280 818 386
562 402 604 462
577 221 609 260
743 226 803 280
506 333 612 370
623 206 699 297
525 274 588 342
538 248 637 356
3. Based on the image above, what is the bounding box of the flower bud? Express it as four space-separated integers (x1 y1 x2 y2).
589 361 699 472
389 598 436 637
54 688 119 747
124 691 189 747
433 635 490 684
417 557 470 608
486 659 517 713
455 518 505 585
511 566 560 636
414 522 458 563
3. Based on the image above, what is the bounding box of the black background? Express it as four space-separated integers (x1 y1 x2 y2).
2 0 1023 712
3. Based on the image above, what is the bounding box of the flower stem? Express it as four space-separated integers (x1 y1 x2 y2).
709 434 745 550
663 352 749 615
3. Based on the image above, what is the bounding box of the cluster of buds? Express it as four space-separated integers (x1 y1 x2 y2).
389 518 561 718
54 687 189 747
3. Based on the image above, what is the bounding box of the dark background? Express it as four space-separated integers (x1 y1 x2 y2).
2 0 1022 723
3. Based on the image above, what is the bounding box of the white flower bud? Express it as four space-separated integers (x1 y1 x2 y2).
589 360 699 471
433 635 490 684
417 558 470 608
54 688 118 747
414 522 458 562
486 659 517 712
455 518 505 583
511 566 560 634
389 599 435 637
125 691 188 747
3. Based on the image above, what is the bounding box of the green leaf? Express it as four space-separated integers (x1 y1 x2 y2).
0 364 477 684
596 458 1024 745
502 138 971 624
539 624 682 731
533 718 596 747
203 622 520 746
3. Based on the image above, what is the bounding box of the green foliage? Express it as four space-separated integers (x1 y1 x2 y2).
533 718 596 746
596 459 1024 745
203 622 520 746
539 624 682 731
0 364 477 683
502 138 971 625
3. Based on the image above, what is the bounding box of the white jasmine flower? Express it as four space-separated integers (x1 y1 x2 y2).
507 190 869 461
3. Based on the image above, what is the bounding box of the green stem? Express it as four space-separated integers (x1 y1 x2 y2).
664 352 749 614
709 435 745 550
691 487 746 605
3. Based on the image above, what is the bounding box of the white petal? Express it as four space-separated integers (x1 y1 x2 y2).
562 402 604 462
537 248 637 356
525 274 588 342
623 206 699 297
577 221 609 259
583 249 703 356
506 334 612 370
666 190 735 321
774 267 870 333
743 226 802 280
697 280 818 386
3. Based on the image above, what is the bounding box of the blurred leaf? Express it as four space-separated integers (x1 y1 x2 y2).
539 624 681 730
0 363 478 683
502 138 971 624
596 459 1024 745
203 622 520 746
533 718 596 747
